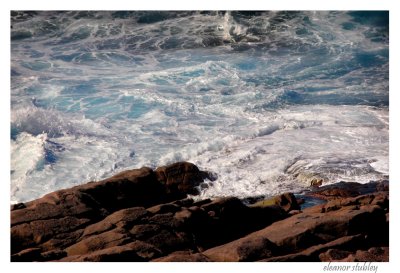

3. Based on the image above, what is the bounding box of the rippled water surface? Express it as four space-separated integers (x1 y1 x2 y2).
11 11 389 203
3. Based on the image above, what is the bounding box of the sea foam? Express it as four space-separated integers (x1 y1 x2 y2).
11 11 389 202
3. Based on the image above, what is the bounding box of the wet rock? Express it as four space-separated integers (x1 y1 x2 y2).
274 193 301 212
251 192 300 212
293 171 325 187
310 178 323 187
11 203 26 211
155 162 210 198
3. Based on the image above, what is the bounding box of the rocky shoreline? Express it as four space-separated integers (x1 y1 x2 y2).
11 162 389 262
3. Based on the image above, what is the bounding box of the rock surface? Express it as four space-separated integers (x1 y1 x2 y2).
11 162 389 262
306 180 389 201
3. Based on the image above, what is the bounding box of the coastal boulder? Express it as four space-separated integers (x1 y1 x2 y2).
250 192 300 212
155 162 210 198
274 193 300 212
79 167 166 210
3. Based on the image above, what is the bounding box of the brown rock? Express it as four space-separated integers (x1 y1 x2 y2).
65 228 132 256
353 247 389 262
10 168 158 255
250 192 300 212
125 240 162 260
376 180 389 192
314 188 359 200
11 248 42 262
333 247 389 263
310 178 323 187
274 193 300 212
9 163 389 262
11 190 106 227
11 162 210 260
171 198 195 207
82 207 148 237
196 197 285 250
200 197 244 213
39 229 84 253
66 240 162 261
153 251 211 262
61 244 145 262
147 203 181 214
145 229 192 253
192 198 212 207
79 167 166 211
322 192 388 213
261 234 364 262
147 212 176 227
130 224 162 240
11 203 26 211
203 236 278 262
11 216 90 253
174 208 193 220
319 249 353 262
204 193 387 262
288 210 302 216
155 162 208 198
40 249 67 261
308 181 386 201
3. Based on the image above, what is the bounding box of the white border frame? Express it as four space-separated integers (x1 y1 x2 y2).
2 1 398 273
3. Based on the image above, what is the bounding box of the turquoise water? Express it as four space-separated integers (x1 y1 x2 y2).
11 11 389 203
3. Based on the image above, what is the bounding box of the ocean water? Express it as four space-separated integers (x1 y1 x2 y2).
10 11 389 203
